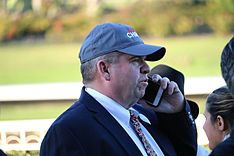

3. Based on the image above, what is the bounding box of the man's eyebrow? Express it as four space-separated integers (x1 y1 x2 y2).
129 56 145 60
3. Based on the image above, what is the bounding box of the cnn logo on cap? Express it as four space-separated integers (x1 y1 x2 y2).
127 29 139 38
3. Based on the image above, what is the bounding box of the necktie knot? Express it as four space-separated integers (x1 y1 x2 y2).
129 109 139 122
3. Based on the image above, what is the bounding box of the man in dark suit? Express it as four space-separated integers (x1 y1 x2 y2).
40 23 197 156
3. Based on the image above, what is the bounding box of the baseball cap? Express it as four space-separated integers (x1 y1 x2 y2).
149 64 199 119
79 23 166 63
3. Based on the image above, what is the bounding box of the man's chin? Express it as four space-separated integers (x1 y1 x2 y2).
138 90 146 99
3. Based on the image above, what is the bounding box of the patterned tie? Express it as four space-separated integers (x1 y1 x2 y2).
129 109 157 156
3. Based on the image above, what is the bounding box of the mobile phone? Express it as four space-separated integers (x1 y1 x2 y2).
142 77 164 107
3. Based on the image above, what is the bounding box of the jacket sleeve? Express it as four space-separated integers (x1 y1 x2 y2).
157 100 198 156
40 124 86 156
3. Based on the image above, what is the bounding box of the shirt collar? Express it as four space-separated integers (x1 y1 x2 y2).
85 87 130 126
85 87 151 125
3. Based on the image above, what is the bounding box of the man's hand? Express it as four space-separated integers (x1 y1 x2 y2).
143 74 185 113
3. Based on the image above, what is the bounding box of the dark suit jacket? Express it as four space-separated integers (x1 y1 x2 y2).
209 129 234 156
0 149 7 156
40 87 197 156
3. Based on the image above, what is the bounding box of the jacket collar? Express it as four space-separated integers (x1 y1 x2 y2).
78 87 143 156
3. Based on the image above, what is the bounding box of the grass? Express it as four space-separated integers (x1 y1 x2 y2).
0 101 73 120
0 34 232 120
145 35 232 76
0 34 233 84
0 42 81 84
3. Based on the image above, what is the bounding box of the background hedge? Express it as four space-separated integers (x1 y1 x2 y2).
0 0 233 42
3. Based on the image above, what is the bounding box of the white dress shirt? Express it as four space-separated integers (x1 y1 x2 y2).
86 87 164 156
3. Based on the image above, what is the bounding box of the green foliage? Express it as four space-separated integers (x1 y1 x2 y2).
100 0 234 37
0 16 10 41
45 13 97 42
0 0 233 41
205 1 234 34
208 13 234 34
6 150 39 156
0 12 52 41
28 16 50 34
16 13 35 37
215 0 234 14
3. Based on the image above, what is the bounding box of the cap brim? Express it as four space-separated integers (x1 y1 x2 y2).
188 99 199 119
118 44 166 61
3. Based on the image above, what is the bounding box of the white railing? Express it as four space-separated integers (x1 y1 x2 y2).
0 77 226 102
0 115 208 152
0 119 53 151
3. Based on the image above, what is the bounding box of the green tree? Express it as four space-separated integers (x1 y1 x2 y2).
8 0 32 13
216 0 234 14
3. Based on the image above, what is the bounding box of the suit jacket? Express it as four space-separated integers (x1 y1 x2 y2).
209 129 234 156
40 87 197 156
0 149 7 156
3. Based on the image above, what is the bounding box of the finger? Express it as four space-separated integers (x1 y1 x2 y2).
160 77 170 90
167 81 178 95
151 74 162 83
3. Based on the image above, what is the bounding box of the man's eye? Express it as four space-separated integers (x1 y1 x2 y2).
131 57 143 63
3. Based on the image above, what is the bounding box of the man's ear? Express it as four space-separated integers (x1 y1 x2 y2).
97 60 110 81
216 115 225 131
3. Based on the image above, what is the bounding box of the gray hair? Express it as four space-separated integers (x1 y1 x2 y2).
80 52 121 84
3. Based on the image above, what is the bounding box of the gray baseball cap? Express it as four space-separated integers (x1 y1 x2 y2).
79 23 166 63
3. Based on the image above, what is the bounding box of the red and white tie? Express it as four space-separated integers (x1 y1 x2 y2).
129 109 157 156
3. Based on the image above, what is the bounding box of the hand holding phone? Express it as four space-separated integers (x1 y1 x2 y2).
142 76 164 107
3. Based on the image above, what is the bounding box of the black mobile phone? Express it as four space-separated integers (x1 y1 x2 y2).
142 77 164 107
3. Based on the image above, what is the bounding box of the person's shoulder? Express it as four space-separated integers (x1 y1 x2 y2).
0 149 7 156
210 137 234 156
50 101 86 126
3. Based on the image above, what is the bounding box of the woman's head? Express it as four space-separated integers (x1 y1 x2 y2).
203 86 234 150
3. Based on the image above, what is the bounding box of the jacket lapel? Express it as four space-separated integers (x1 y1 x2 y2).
95 110 142 156
80 88 142 156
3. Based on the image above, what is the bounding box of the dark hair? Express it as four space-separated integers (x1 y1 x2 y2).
221 36 234 96
206 86 234 130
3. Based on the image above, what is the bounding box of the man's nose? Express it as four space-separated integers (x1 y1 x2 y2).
141 61 150 74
